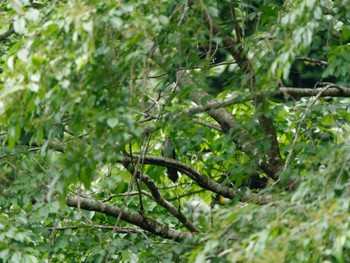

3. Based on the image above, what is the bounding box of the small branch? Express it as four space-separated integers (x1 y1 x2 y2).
30 1 46 8
0 27 15 42
0 134 66 153
167 189 206 201
47 224 146 235
296 56 328 66
66 196 192 242
138 171 202 233
208 60 237 68
143 61 237 79
42 140 66 153
232 7 243 43
283 85 332 172
193 119 222 131
0 142 64 159
184 93 251 116
189 0 252 72
102 191 152 202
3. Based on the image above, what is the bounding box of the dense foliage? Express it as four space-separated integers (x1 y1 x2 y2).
1 0 350 262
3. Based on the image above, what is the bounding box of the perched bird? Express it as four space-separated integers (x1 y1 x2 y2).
162 137 178 183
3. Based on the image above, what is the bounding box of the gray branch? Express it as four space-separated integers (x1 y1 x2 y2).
66 196 192 242
280 86 350 98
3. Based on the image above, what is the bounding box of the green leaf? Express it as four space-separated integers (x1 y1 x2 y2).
107 118 119 128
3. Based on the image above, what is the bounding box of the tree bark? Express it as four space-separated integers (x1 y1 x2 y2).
66 196 193 242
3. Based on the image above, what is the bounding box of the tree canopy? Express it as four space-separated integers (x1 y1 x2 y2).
1 0 350 262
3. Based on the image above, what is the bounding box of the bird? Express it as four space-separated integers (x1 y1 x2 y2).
162 137 178 183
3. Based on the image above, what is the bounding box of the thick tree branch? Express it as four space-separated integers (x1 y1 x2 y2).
122 155 268 204
123 154 240 199
66 196 192 242
184 88 349 117
280 86 350 98
182 86 350 117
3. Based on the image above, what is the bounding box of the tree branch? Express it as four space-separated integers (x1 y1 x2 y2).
122 162 201 233
296 56 328 66
176 70 282 179
183 93 251 116
123 154 269 204
0 27 15 42
167 189 206 201
0 134 66 153
102 191 153 202
193 119 222 132
47 224 146 235
280 86 350 98
123 154 240 199
181 86 350 118
66 196 192 242
137 170 202 233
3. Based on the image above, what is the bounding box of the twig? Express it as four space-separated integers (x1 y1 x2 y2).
141 61 237 79
47 224 147 234
102 191 152 202
296 56 328 66
193 119 222 131
283 85 332 172
167 189 206 201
